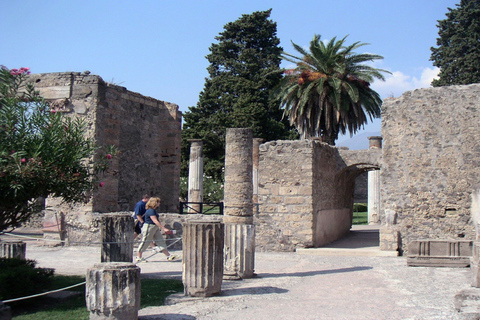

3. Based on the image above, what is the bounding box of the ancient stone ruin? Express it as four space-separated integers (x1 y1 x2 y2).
27 72 181 245
27 72 480 260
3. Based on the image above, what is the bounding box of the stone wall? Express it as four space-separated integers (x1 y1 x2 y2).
381 84 480 253
255 139 381 251
255 140 315 251
29 72 181 244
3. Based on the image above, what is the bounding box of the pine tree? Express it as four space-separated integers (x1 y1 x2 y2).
182 9 297 182
430 0 480 86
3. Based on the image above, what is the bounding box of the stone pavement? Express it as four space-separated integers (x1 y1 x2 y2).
3 228 478 319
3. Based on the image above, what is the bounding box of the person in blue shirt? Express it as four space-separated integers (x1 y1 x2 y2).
134 194 150 239
136 197 177 262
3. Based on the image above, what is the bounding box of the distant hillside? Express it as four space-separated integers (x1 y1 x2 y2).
336 132 381 150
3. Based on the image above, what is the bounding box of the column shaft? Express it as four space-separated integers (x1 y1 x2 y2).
183 220 224 297
86 262 140 320
188 139 204 213
368 170 381 225
223 128 255 279
101 214 134 262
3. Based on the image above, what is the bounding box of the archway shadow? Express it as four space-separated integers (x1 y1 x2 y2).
258 266 373 278
221 285 289 296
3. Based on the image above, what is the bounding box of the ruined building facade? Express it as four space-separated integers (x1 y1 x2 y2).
32 72 480 254
31 72 181 243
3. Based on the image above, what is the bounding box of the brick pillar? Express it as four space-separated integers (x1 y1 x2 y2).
101 214 134 263
188 139 204 213
86 262 140 320
0 241 26 260
183 220 224 297
223 128 255 279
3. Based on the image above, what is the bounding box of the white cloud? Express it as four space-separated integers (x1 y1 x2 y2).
371 67 439 99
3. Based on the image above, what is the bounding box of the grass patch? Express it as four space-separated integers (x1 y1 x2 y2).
11 275 183 320
353 211 368 225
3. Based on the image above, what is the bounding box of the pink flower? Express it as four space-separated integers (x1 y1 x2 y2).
105 154 112 159
99 182 105 187
21 158 26 163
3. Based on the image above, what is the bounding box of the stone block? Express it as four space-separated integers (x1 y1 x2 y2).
407 239 473 267
379 227 399 252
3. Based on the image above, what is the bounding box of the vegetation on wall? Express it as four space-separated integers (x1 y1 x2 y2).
431 0 480 86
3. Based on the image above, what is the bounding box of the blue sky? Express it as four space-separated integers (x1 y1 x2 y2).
1 1 459 143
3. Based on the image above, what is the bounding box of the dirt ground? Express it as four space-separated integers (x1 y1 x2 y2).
2 228 478 320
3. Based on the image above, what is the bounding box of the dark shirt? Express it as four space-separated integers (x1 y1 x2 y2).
144 208 159 225
134 200 147 218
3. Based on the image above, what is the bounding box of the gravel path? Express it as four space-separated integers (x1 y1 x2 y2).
20 241 474 320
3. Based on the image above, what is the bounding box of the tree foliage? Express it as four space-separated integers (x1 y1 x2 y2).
0 66 116 233
430 0 480 86
275 35 389 145
181 9 297 181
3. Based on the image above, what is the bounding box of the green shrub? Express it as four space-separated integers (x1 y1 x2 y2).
353 203 367 212
0 258 54 300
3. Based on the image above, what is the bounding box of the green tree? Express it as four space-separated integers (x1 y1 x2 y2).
275 35 390 145
431 0 480 87
0 66 115 233
181 9 297 182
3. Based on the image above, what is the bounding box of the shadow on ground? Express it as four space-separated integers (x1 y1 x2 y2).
259 266 373 278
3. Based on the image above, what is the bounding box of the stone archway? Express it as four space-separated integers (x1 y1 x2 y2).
256 139 383 251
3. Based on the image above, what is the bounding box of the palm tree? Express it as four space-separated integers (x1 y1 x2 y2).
276 34 390 145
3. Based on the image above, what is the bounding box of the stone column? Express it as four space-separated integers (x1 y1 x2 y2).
368 170 381 224
183 220 224 297
253 138 263 215
188 139 204 213
101 213 134 263
223 128 255 280
86 262 140 320
0 241 26 260
367 136 382 225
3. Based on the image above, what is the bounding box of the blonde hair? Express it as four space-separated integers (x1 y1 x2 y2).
145 197 161 209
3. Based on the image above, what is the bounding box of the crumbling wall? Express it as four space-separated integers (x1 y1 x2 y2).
381 84 480 253
29 72 181 244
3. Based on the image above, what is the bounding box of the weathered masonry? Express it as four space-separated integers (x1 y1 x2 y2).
30 72 181 244
381 84 480 253
255 84 480 253
255 139 381 251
